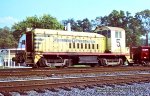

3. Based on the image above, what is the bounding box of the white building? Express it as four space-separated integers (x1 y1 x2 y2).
0 34 26 68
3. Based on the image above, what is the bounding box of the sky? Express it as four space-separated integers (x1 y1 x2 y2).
0 0 150 28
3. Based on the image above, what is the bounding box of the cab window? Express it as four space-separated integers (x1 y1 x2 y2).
97 30 111 38
115 31 121 38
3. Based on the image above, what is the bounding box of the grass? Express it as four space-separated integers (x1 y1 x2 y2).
0 66 10 69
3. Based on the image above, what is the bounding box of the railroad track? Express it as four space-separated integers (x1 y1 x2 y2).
0 66 150 95
0 66 150 78
0 73 150 95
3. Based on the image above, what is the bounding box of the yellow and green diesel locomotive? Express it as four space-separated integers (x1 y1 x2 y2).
14 26 129 67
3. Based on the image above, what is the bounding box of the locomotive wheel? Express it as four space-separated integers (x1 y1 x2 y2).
141 61 150 66
128 63 133 66
142 61 146 66
146 62 150 66
37 57 47 67
90 64 95 67
119 58 124 65
101 58 107 66
65 59 73 67
31 64 38 68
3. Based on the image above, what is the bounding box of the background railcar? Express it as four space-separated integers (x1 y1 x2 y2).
130 46 150 66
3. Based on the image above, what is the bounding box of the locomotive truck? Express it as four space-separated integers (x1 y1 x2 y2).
13 26 149 68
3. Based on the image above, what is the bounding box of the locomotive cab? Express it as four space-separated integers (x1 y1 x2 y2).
94 26 126 66
94 26 126 54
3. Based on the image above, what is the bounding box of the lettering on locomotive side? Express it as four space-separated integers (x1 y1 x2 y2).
34 35 96 44
54 38 95 44
34 38 44 41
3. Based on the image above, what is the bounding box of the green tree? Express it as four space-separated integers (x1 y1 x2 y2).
40 15 63 29
93 10 143 46
82 18 92 32
62 19 82 31
62 18 92 32
12 14 64 42
126 17 142 46
135 9 150 45
62 19 79 31
0 27 17 48
76 20 83 31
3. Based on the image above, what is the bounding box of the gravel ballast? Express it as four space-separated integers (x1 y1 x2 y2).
8 82 150 96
